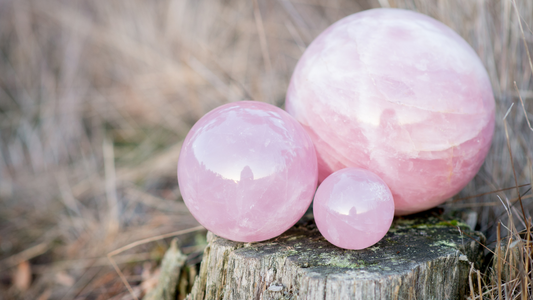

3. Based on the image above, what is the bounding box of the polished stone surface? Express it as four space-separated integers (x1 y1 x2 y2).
313 168 394 250
178 101 318 242
286 8 495 215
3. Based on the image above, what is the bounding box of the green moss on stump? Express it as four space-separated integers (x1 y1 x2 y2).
186 209 486 300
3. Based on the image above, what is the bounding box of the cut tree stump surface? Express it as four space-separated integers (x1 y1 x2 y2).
186 211 485 300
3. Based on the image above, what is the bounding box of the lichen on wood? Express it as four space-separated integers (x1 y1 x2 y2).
185 210 484 300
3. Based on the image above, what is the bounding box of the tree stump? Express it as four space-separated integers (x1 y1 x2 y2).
186 210 485 300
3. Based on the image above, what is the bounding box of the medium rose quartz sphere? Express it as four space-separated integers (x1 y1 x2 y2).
286 8 495 215
178 101 318 242
313 168 394 250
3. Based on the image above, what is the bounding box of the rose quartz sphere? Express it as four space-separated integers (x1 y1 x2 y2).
286 8 495 215
178 101 318 242
313 168 394 250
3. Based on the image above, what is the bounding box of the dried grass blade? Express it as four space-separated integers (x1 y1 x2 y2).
103 136 119 238
0 242 50 271
503 120 529 237
107 225 204 257
498 221 503 300
525 216 531 299
512 0 533 79
452 183 531 203
477 269 483 299
252 0 272 75
108 256 138 300
514 82 533 132
107 225 204 300
469 263 476 300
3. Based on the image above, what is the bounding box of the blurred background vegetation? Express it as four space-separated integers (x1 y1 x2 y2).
0 0 531 299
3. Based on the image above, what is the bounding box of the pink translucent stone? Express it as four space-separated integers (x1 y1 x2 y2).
177 101 318 242
313 168 394 250
286 8 495 215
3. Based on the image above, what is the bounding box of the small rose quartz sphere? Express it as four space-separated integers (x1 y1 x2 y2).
313 168 394 250
286 8 495 215
178 101 318 242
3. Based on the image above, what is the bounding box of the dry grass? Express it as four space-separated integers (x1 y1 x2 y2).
0 0 531 299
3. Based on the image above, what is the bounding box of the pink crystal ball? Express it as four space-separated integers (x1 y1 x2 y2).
177 101 318 242
313 168 394 250
286 8 495 215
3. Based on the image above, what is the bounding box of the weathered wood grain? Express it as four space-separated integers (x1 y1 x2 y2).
186 211 484 300
144 238 187 300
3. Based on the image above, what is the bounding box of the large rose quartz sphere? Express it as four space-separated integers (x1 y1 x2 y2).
178 101 318 242
313 168 394 250
286 8 495 215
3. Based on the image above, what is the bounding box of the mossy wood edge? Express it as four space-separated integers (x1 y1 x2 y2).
185 212 484 300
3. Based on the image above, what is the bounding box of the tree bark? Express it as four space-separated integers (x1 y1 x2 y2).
186 210 484 300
